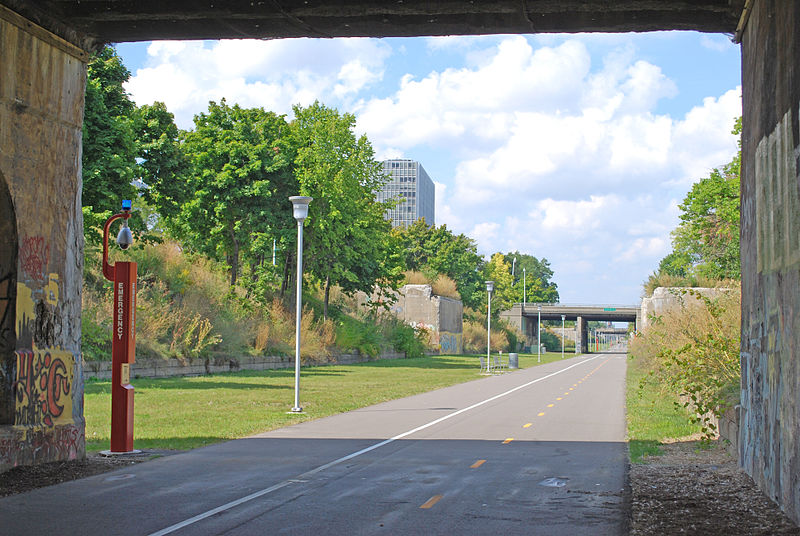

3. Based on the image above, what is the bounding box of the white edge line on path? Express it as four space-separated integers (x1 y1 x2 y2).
148 354 603 536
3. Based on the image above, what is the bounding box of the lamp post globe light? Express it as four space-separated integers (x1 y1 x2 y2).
486 281 494 368
289 195 312 413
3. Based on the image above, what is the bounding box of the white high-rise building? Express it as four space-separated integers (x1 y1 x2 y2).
377 159 435 228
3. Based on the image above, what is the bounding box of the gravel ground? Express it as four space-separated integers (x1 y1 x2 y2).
630 439 800 535
2 440 799 534
0 450 175 498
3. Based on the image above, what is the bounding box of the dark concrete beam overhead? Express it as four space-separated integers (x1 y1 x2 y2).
3 0 745 50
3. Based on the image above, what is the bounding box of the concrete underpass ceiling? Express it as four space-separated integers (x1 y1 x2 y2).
3 0 745 51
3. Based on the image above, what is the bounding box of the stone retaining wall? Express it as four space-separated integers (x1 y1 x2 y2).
718 405 740 458
83 351 406 381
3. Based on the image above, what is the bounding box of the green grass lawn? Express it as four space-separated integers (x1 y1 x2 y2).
626 354 702 462
85 352 573 452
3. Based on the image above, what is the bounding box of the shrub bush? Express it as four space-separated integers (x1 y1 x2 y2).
388 319 428 358
629 285 741 438
539 331 560 352
462 319 508 353
81 292 111 362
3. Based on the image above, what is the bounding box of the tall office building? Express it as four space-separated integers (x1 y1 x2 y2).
377 159 435 228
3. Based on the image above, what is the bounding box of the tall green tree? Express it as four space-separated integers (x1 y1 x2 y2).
657 251 693 278
291 102 402 318
82 46 139 243
480 251 559 316
394 219 485 309
669 117 742 280
503 251 560 304
483 253 514 316
132 102 190 225
178 100 296 287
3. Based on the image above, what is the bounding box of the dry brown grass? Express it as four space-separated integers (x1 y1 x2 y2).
253 299 335 361
462 319 508 353
632 286 740 374
431 275 460 300
630 284 741 435
402 271 460 300
403 270 430 285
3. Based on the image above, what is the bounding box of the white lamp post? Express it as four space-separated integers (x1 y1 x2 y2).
486 281 494 368
575 320 579 354
523 268 526 307
289 195 312 413
561 314 565 359
522 268 527 350
537 305 542 363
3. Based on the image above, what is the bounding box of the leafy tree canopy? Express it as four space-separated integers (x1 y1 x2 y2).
177 99 296 286
393 219 485 309
502 251 560 304
82 46 139 244
291 102 403 317
661 116 741 282
133 102 190 224
483 253 515 316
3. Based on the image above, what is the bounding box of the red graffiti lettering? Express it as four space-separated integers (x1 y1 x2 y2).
20 236 50 280
14 350 72 427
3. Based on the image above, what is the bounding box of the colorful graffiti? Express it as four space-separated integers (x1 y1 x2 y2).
16 277 62 349
439 331 463 354
755 108 800 274
14 349 74 426
20 236 50 280
0 274 10 330
0 424 84 468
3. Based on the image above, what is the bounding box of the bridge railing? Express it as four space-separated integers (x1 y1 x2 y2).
517 303 640 309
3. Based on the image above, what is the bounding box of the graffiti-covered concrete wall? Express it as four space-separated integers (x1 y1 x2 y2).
739 0 800 524
0 9 87 471
387 285 463 354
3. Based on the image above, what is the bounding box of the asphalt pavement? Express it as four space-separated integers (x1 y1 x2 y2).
0 352 629 535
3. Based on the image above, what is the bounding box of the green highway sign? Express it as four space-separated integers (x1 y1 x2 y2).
603 307 616 311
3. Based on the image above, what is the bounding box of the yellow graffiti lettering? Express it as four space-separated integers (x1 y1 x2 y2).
15 282 34 339
45 273 59 306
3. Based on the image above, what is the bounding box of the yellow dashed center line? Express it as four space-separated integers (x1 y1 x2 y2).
420 495 443 509
556 397 562 401
537 412 546 417
503 438 514 444
523 423 532 428
547 404 554 408
470 459 486 468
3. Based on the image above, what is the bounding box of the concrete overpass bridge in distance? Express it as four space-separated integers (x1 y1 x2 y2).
500 303 641 354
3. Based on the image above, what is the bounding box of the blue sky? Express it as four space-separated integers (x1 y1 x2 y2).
115 31 741 305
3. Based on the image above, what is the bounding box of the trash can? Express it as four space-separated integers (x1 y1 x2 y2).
509 353 519 369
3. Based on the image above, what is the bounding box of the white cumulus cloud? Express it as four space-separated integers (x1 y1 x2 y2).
125 38 391 128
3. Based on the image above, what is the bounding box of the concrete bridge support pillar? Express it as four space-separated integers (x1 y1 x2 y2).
0 10 87 471
576 316 588 354
739 0 800 524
